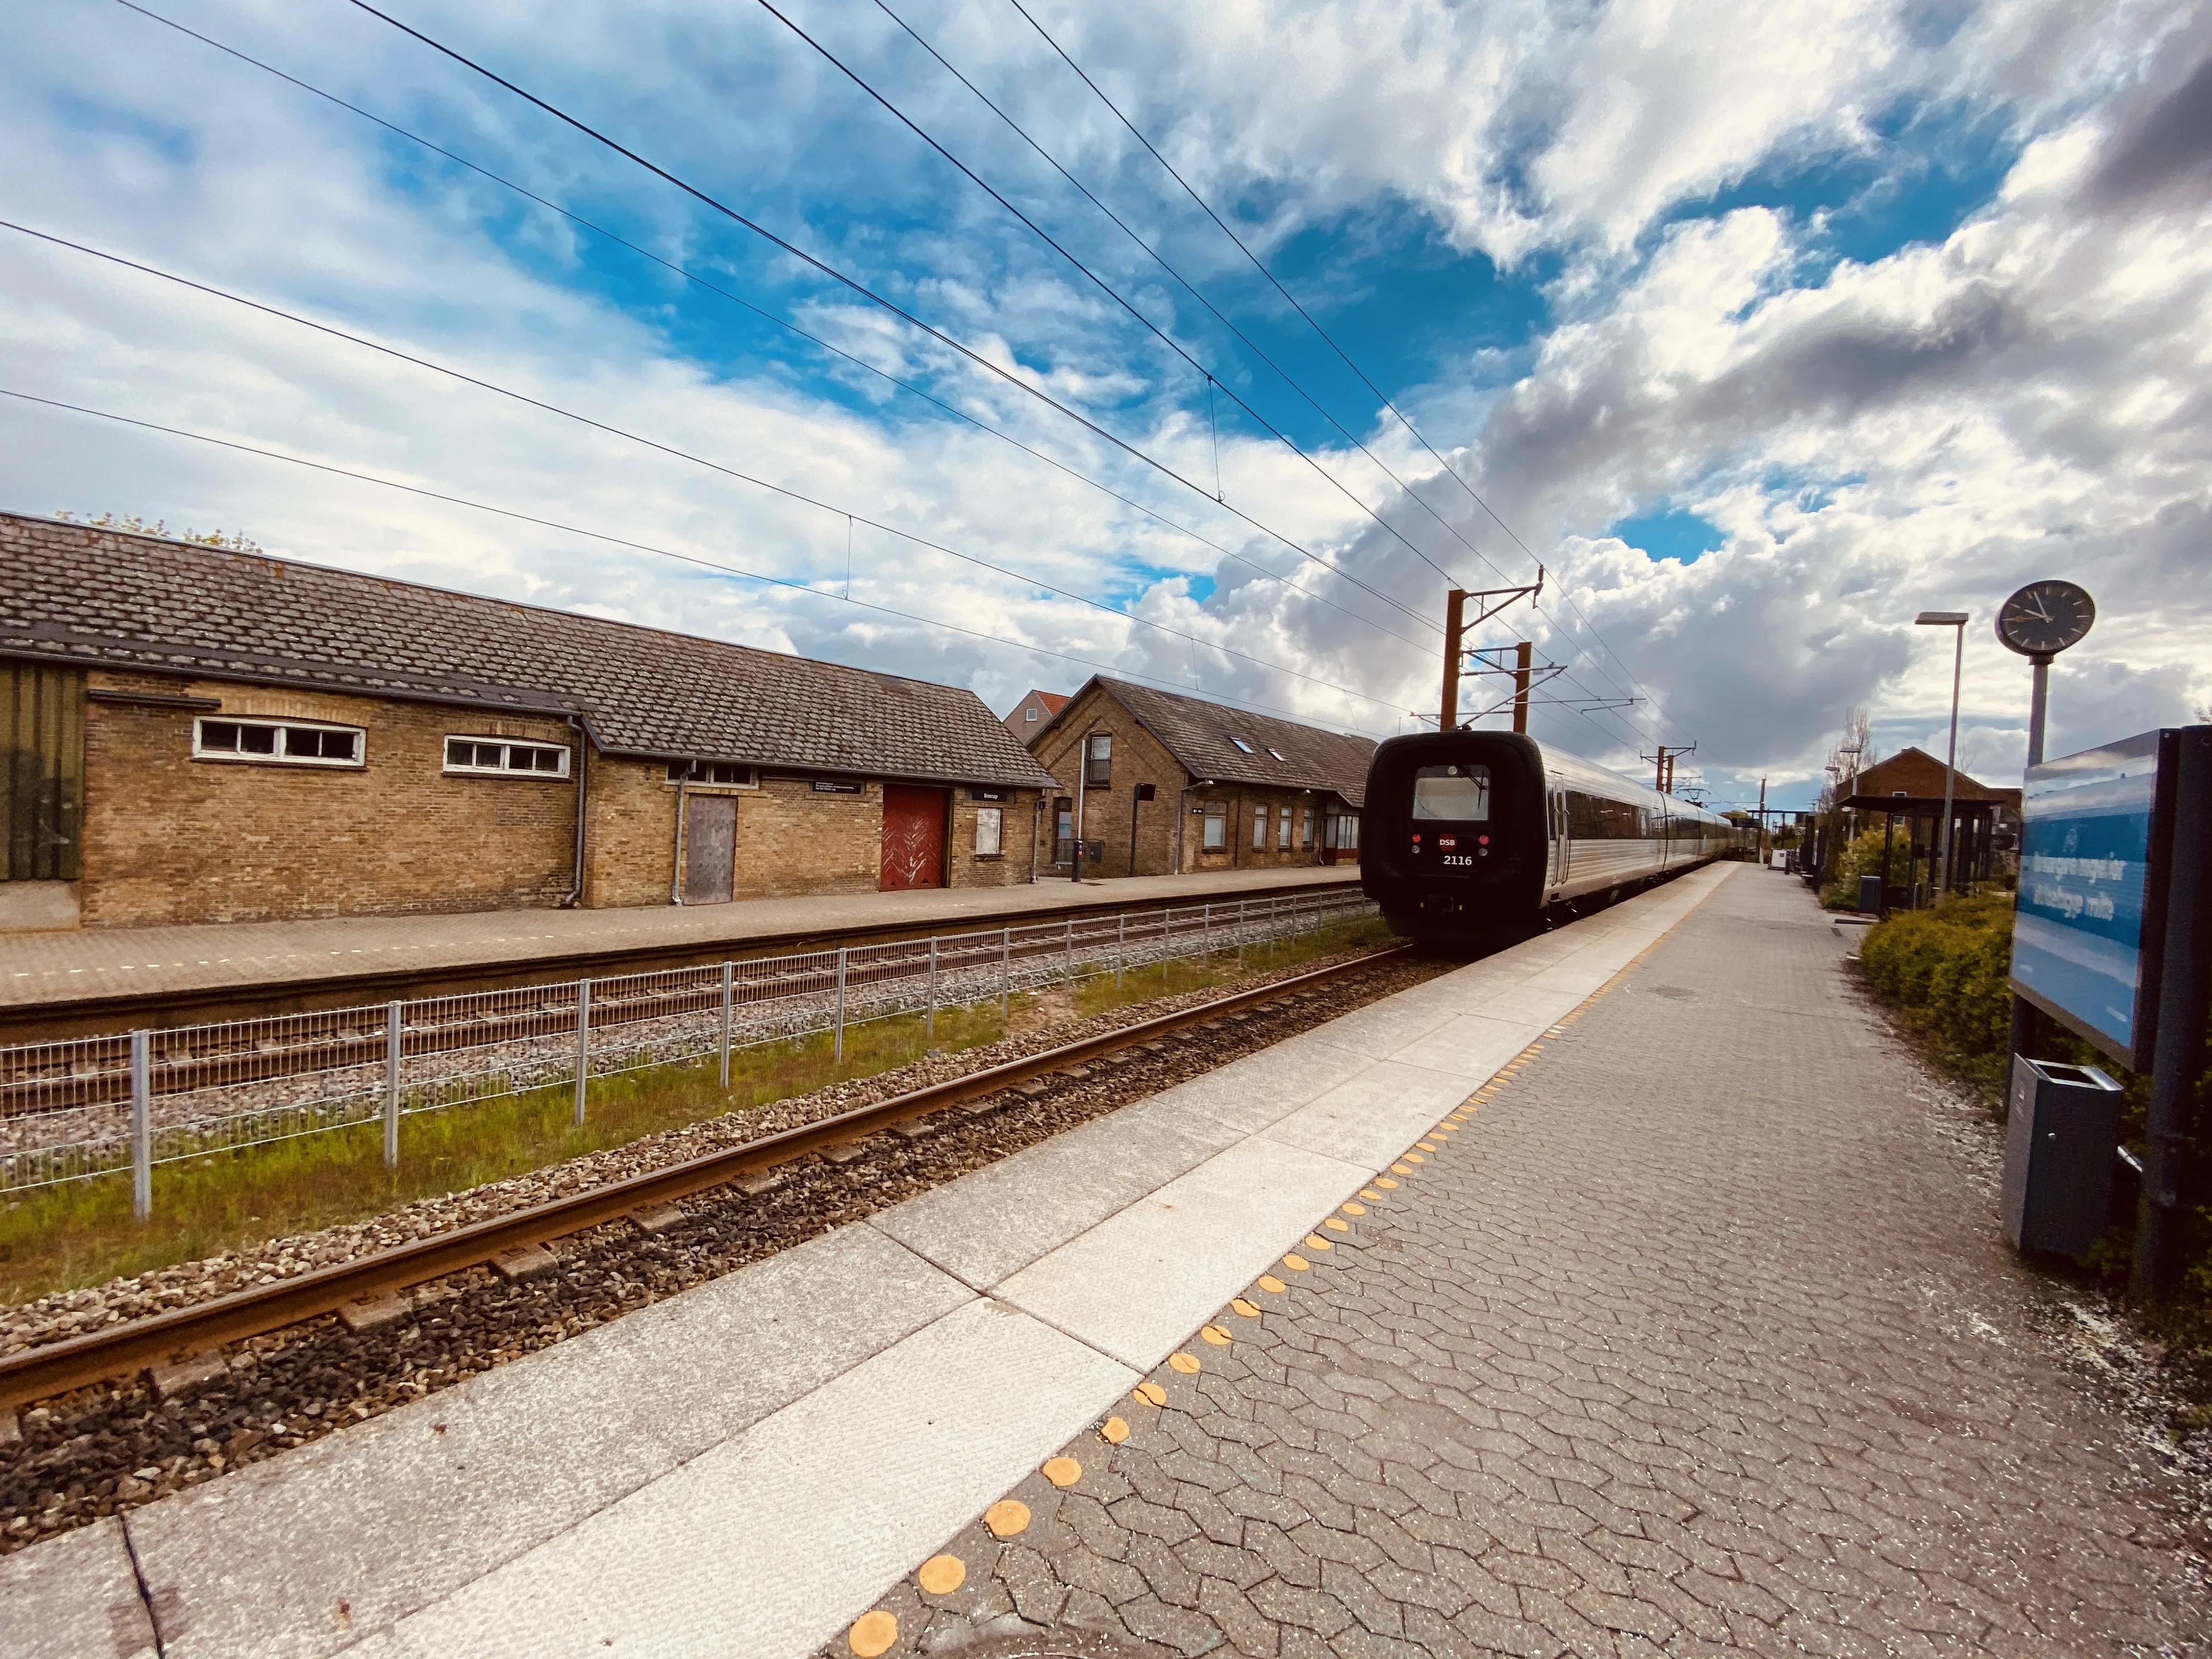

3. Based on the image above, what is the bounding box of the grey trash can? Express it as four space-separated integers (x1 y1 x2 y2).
2000 1056 2124 1256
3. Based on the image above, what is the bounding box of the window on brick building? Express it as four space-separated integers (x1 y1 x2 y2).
664 760 754 786
1084 733 1111 788
448 737 571 777
974 806 1003 857
1278 805 1293 848
195 718 364 768
1252 804 1268 849
1300 809 1314 849
1202 804 1226 850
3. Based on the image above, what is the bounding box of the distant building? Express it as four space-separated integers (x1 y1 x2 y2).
1002 687 1068 740
1854 747 2021 837
0 512 1059 931
1024 677 1372 876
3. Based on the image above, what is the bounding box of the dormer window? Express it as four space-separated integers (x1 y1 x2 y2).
1229 736 1255 753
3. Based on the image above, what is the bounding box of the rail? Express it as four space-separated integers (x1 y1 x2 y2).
0 890 1377 1208
0 940 1413 1414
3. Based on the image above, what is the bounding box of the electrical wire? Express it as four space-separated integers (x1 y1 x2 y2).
2 217 1421 719
0 386 1416 737
340 0 1442 637
1003 0 1688 747
103 0 1434 657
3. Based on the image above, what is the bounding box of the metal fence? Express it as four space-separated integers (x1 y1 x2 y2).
0 889 1376 1215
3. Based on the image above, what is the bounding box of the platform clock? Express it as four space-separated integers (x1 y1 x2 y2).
1995 580 2095 659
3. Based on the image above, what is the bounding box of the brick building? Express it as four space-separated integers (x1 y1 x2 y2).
0 513 1058 930
1853 747 2022 834
1024 677 1372 877
1001 688 1068 742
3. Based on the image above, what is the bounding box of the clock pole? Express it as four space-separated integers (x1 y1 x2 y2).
2026 653 2052 767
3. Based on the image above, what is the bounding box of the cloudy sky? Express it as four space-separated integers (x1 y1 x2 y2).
4 0 2208 809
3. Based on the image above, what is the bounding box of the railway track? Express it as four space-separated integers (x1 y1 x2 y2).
0 941 1417 1420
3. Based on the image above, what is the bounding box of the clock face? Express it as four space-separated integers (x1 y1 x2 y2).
1995 580 2094 657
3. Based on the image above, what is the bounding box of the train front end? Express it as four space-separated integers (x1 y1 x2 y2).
1359 732 1548 943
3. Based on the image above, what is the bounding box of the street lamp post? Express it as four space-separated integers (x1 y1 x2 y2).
1915 611 1968 897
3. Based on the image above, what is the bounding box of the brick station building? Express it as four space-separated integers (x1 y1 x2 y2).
1023 676 1372 877
0 512 1058 930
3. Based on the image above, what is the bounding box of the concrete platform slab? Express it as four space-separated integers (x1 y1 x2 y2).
0 1515 157 1659
379 1298 1133 1659
128 1224 969 1659
1386 1010 1550 1080
992 1134 1367 1371
1259 1059 1474 1168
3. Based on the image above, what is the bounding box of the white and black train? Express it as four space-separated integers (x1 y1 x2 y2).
1360 732 1739 943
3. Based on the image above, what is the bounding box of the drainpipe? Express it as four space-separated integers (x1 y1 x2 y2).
669 779 687 905
560 715 590 908
1028 795 1042 883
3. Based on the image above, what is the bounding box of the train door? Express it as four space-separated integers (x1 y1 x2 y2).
1547 788 1570 891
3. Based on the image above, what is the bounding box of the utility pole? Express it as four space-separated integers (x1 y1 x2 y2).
1511 641 1533 734
1440 589 1467 730
1757 776 1768 862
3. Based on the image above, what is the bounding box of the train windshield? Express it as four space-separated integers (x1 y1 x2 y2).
1412 764 1491 821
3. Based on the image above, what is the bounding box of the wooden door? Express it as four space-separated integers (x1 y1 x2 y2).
684 793 736 904
880 786 946 890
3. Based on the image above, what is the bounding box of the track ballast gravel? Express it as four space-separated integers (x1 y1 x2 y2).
0 946 1443 1554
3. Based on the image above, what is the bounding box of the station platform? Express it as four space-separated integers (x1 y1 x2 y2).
7 862 2202 1658
0 865 1358 1034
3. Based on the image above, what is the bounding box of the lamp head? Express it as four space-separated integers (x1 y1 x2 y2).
1915 611 1969 626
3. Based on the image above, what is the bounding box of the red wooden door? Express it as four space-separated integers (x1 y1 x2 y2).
879 786 947 890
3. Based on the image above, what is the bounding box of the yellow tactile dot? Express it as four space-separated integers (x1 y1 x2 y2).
1404 1153 1426 1164
1375 1177 1399 1189
1169 1352 1202 1374
1042 1456 1083 1487
918 1554 967 1595
1133 1380 1167 1406
1256 1274 1288 1294
1323 1217 1350 1232
1231 1297 1261 1317
1304 1234 1332 1251
1200 1324 1232 1345
1283 1252 1310 1271
1415 1141 1436 1152
1358 1187 1383 1201
1101 1416 1131 1444
1390 1163 1413 1175
1342 1201 1366 1215
849 1610 899 1656
984 1499 1031 1537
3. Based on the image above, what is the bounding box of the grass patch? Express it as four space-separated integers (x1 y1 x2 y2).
0 916 1390 1305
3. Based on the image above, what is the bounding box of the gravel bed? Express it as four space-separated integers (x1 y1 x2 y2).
0 946 1444 1554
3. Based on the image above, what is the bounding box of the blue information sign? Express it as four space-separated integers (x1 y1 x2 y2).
2009 731 2165 1068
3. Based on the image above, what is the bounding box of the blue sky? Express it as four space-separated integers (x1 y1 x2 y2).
3 0 2208 812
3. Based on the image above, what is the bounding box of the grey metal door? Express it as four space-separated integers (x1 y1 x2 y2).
684 794 736 904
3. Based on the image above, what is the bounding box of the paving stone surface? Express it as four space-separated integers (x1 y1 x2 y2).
824 869 2209 1658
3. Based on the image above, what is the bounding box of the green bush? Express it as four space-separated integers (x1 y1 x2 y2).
1856 893 2017 1085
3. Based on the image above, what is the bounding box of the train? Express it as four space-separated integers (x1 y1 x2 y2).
1359 731 1741 944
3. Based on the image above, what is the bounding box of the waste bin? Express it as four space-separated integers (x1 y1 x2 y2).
2001 1056 2124 1256
1857 874 1881 914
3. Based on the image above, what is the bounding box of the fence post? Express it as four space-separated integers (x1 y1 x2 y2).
130 1029 151 1222
1001 926 1011 1019
927 937 938 1042
1065 917 1074 985
719 962 734 1088
383 1000 402 1170
834 947 848 1063
1116 913 1125 991
1203 902 1211 960
574 978 591 1127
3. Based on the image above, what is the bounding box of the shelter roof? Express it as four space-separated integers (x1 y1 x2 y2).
0 513 1059 791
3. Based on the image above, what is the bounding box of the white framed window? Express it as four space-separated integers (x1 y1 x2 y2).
447 737 571 777
1202 804 1227 850
1252 804 1268 849
1025 705 1039 721
195 717 364 769
1300 809 1315 850
1277 805 1293 849
665 760 755 787
974 806 1003 856
1267 747 1289 762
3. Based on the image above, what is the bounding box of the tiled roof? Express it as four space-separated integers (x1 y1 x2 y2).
1070 677 1375 807
1023 690 1070 717
0 514 1060 790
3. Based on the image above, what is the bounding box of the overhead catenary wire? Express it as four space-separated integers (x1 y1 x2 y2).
1 218 1419 719
1003 0 1688 748
103 0 1434 657
0 387 1414 738
339 0 1442 638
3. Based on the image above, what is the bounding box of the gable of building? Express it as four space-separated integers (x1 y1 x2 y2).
1042 676 1375 808
0 514 1059 792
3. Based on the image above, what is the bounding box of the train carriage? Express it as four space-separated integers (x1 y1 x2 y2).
1359 731 1736 943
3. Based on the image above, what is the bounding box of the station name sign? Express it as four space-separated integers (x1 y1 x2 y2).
2008 729 2177 1070
811 779 864 794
